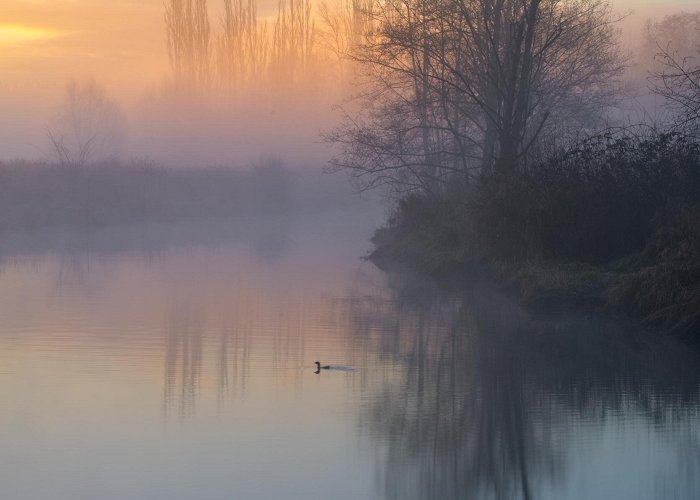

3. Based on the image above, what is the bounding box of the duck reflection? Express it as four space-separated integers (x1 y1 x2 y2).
347 272 700 500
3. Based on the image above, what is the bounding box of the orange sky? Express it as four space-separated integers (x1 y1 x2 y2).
0 0 697 96
0 0 697 161
1 1 166 95
0 0 293 94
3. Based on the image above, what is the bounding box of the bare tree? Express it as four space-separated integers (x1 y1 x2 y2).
161 0 377 96
46 79 124 167
165 0 211 90
643 11 700 69
318 0 374 82
271 0 317 84
327 0 624 192
217 0 269 89
648 13 700 130
653 47 700 130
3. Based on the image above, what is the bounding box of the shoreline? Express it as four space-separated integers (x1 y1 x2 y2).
368 232 700 341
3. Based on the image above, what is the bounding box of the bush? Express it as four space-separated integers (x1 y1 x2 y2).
372 130 700 266
370 192 473 272
370 130 700 337
474 131 700 263
607 204 700 336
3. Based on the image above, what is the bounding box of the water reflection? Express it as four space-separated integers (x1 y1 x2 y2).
347 272 700 500
0 211 698 499
163 305 204 421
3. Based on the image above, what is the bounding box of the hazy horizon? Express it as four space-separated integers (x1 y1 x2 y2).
1 0 699 166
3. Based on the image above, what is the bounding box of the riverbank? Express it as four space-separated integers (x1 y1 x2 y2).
367 132 700 340
495 258 700 338
370 239 700 339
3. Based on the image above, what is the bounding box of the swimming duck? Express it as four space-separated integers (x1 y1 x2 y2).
314 361 330 373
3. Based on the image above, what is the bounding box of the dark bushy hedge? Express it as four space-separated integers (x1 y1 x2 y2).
370 130 700 337
476 132 700 263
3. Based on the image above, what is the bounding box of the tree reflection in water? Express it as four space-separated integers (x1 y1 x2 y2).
346 271 700 500
162 304 205 421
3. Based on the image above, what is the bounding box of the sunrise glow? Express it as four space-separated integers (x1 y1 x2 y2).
0 24 59 45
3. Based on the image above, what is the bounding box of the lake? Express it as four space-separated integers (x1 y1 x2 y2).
0 209 698 500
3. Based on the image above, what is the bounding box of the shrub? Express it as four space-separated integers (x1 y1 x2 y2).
475 131 700 263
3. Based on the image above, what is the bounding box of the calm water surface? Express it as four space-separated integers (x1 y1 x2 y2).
0 210 699 500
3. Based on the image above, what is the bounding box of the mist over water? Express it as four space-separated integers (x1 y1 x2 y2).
0 209 698 500
1 0 700 498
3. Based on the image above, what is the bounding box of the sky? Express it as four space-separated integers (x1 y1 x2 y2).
0 0 695 94
0 0 295 94
0 0 699 162
1 1 166 94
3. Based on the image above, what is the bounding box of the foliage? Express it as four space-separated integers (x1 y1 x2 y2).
370 129 700 336
375 132 678 262
370 187 473 272
478 131 700 262
607 203 700 336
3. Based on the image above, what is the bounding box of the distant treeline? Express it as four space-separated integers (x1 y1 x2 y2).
0 159 299 230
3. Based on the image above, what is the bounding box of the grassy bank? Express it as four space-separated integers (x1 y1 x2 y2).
368 132 700 340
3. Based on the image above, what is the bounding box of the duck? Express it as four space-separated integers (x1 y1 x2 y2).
314 361 330 373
